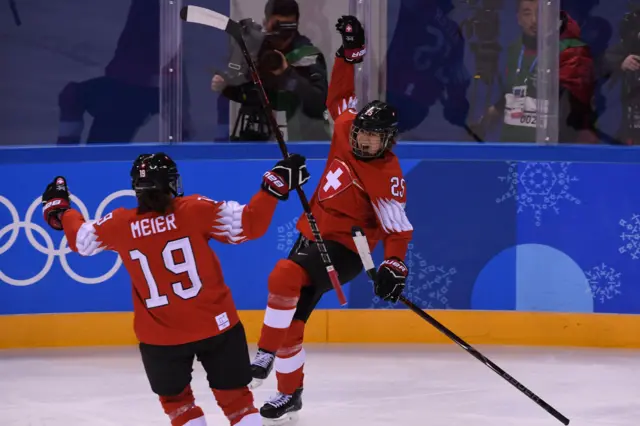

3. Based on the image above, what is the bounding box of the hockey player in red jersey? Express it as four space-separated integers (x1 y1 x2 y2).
248 15 413 425
40 152 310 426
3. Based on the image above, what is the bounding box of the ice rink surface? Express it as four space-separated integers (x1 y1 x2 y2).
0 344 637 426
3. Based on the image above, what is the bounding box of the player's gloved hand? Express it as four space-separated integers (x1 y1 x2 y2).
375 258 408 303
42 176 71 231
261 154 310 200
335 15 365 63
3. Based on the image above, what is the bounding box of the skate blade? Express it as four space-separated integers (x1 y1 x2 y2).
248 377 264 389
262 411 299 426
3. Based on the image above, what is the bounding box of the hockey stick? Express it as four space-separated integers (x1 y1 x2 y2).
8 0 21 26
180 5 347 306
463 123 484 143
350 226 570 425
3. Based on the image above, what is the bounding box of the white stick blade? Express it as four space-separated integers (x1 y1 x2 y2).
351 227 376 272
180 5 229 31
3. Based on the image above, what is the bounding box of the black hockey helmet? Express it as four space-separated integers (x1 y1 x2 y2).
350 100 399 160
130 153 183 197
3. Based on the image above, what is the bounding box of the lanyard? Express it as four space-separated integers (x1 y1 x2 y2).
516 46 538 75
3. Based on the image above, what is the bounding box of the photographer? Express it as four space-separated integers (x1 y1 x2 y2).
212 0 329 141
473 0 597 143
603 8 640 145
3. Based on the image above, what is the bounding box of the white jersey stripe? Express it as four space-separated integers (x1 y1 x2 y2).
337 95 358 116
212 200 247 244
372 198 413 234
76 222 106 256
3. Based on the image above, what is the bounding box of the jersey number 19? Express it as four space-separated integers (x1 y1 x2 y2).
129 237 202 309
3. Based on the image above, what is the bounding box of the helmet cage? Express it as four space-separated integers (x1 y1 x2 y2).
349 124 397 160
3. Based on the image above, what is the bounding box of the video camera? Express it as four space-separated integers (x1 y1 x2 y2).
459 0 503 42
219 18 298 88
457 0 504 83
220 18 298 141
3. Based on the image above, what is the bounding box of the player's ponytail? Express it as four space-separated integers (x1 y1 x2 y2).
137 190 174 215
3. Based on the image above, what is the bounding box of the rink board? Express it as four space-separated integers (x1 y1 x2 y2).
4 143 640 349
2 310 640 349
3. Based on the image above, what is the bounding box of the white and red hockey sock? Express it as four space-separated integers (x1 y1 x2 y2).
159 385 206 426
275 319 306 395
258 259 309 352
212 387 260 426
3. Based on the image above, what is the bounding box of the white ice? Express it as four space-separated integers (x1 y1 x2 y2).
0 344 637 426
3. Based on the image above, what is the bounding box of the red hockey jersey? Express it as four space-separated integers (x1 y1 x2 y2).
296 58 413 261
62 191 277 345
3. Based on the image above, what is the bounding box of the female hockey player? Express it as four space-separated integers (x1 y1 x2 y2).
41 152 309 426
249 15 414 425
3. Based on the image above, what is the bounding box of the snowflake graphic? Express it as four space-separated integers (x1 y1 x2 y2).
371 244 456 309
276 216 299 253
619 214 640 259
496 162 581 226
584 263 622 304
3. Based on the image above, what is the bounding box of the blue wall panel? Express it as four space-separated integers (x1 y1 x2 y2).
2 143 640 315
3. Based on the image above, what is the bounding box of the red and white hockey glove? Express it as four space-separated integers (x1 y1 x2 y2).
261 154 310 201
335 15 366 63
375 258 408 303
42 176 71 231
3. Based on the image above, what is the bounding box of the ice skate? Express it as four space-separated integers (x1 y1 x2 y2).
248 348 275 389
260 388 303 425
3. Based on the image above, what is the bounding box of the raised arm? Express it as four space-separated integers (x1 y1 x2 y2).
193 154 311 244
326 16 366 121
192 192 276 245
41 176 116 256
62 209 118 255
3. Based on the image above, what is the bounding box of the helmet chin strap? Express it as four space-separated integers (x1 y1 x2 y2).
170 175 184 197
168 186 180 197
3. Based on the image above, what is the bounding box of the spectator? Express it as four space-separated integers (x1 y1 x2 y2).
212 0 329 141
385 0 471 138
474 0 597 143
56 0 191 144
603 8 640 145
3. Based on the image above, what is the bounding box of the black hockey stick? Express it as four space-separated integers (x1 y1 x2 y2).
180 5 347 306
463 123 484 143
8 0 21 26
351 226 570 425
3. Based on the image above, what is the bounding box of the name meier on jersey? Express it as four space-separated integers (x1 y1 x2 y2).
130 214 178 239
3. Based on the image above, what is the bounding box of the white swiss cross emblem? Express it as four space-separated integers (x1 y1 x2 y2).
318 159 354 202
324 168 343 192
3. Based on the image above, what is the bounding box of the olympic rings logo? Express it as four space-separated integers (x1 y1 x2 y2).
0 190 135 287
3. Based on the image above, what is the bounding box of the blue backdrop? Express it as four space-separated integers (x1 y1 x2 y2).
2 143 640 315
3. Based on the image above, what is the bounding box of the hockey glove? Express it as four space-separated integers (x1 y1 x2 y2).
375 258 408 303
42 176 71 231
261 154 310 200
335 15 366 63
